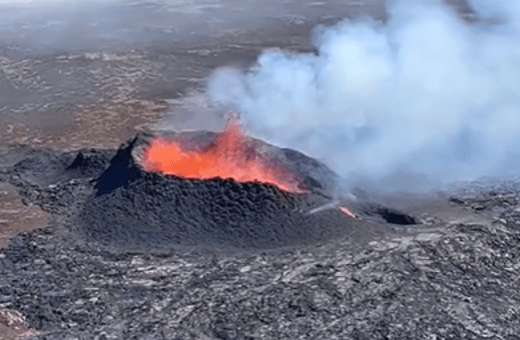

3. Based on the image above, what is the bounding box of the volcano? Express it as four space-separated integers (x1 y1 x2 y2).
78 128 362 251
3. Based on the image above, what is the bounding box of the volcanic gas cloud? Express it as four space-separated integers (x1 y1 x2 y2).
208 0 520 188
142 119 304 193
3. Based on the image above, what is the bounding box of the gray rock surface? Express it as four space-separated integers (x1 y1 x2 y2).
0 141 519 339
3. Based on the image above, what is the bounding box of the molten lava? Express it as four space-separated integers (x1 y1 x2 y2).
141 119 305 193
338 206 357 219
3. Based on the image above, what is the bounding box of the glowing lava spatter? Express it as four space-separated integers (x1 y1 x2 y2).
142 119 305 193
338 206 357 219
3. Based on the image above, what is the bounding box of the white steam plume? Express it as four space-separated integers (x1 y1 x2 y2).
208 0 520 190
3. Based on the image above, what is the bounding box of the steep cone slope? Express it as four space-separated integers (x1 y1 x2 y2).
79 132 358 251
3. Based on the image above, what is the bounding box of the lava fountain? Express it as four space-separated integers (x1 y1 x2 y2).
141 119 305 193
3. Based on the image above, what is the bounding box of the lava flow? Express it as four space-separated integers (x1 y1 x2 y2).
141 119 305 193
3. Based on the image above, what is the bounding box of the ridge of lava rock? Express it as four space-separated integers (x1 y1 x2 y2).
94 133 153 196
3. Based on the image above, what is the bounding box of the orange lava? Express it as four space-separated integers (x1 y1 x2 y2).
338 206 357 219
141 119 305 193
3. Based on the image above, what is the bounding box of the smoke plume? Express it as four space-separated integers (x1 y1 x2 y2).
208 0 520 191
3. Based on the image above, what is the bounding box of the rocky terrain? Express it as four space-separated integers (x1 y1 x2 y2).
2 1 518 339
0 138 519 339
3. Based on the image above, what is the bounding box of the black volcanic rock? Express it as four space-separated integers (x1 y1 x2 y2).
1 140 520 340
11 148 115 188
6 133 416 251
94 133 152 196
361 203 418 225
79 133 357 250
281 147 339 197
